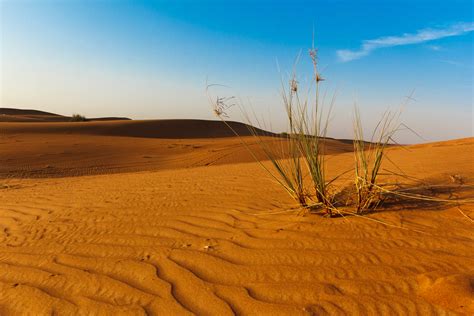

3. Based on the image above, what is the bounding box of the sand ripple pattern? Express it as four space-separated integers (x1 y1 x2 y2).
1 161 473 315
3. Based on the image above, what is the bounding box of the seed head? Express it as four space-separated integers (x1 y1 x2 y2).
213 96 235 118
309 48 318 61
290 79 298 93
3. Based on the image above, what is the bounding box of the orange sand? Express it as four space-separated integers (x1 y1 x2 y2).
0 114 473 315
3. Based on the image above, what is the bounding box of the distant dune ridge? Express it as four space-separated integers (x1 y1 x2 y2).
0 107 276 138
0 107 359 142
0 107 130 122
0 118 275 139
0 108 63 117
0 108 354 178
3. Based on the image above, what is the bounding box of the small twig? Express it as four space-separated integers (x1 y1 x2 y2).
457 206 474 223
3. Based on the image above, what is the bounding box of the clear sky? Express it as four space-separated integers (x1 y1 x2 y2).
1 0 472 143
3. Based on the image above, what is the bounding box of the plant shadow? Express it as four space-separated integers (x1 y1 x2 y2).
377 183 474 212
332 181 474 215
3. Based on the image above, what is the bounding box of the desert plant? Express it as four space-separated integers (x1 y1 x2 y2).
352 105 474 216
209 46 337 214
294 48 337 214
352 108 401 213
208 40 472 220
70 114 87 122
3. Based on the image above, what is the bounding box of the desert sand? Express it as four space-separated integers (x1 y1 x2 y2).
0 110 473 315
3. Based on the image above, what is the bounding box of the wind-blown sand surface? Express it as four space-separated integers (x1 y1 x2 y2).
0 116 473 315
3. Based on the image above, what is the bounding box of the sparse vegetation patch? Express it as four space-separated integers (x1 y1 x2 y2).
208 40 474 220
70 114 87 122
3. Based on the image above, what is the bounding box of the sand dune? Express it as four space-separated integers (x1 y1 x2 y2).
0 119 273 138
0 108 273 137
0 117 473 315
0 119 352 178
0 108 130 122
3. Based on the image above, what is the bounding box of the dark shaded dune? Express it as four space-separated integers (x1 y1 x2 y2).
87 117 132 122
0 119 275 139
0 109 356 178
0 115 43 122
0 114 71 122
0 108 130 122
0 119 355 178
0 108 63 117
0 108 67 122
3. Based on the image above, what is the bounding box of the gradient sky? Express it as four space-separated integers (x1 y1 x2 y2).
1 0 473 143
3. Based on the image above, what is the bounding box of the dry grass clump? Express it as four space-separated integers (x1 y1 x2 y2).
208 42 473 219
352 109 400 213
294 48 338 215
208 46 339 215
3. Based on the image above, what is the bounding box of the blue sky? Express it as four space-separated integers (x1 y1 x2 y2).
1 0 472 142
